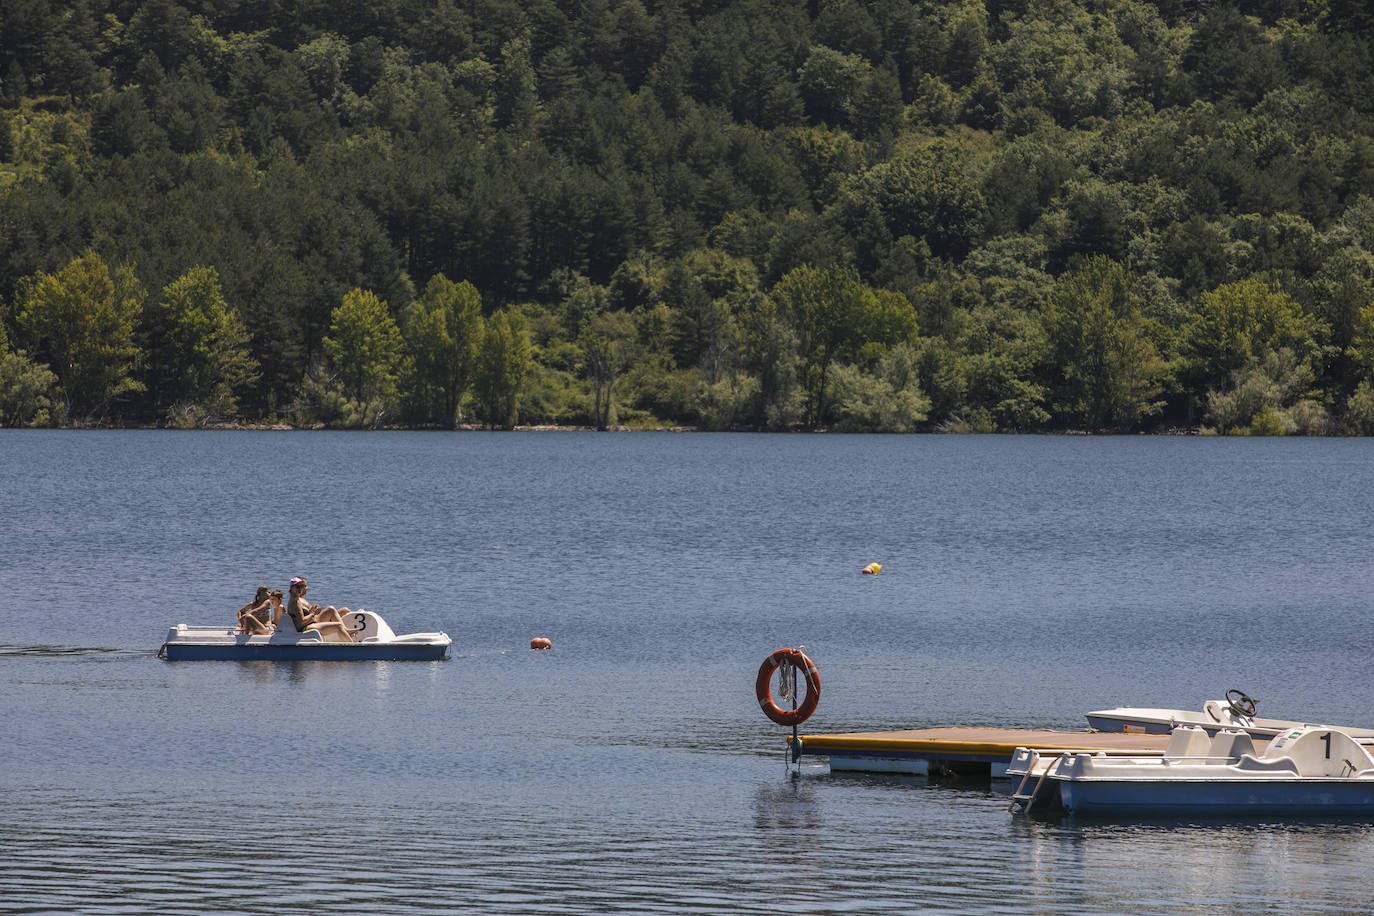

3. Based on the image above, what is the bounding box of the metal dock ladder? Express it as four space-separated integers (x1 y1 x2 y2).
1008 749 1066 814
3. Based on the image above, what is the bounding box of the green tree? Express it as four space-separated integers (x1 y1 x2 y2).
147 266 259 426
740 294 802 429
0 113 13 162
851 58 904 140
1181 278 1326 400
0 346 57 427
150 65 226 154
15 251 145 423
989 0 1134 126
494 34 537 132
854 288 920 356
981 133 1075 236
945 301 1051 432
1348 300 1374 384
1206 349 1327 436
768 264 869 429
323 288 405 407
475 308 531 428
941 0 988 87
1043 257 1165 432
828 343 931 432
662 260 727 371
798 45 870 128
783 126 865 211
403 274 482 427
1345 380 1374 435
834 141 988 262
579 311 638 431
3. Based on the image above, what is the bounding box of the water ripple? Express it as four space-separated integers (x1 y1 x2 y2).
9 434 1374 914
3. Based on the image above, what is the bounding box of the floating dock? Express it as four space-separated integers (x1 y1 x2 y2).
795 727 1183 778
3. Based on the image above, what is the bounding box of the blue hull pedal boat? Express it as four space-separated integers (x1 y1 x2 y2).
160 609 451 661
1009 725 1374 815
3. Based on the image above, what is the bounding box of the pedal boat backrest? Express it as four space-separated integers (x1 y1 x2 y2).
1206 728 1256 762
1162 725 1212 761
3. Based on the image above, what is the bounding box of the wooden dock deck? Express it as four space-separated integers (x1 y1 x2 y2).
796 727 1184 777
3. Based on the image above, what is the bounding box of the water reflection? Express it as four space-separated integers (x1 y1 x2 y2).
216 658 427 688
1011 814 1374 912
752 774 824 832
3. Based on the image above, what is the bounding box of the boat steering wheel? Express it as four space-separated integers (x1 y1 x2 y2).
1226 688 1258 719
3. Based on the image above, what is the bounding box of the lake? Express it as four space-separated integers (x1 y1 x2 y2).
3 430 1374 914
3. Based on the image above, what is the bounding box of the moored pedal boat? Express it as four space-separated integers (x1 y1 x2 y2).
1009 725 1374 815
1085 690 1374 740
159 609 451 661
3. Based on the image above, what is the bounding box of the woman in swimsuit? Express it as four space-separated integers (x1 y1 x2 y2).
236 586 274 634
286 577 356 642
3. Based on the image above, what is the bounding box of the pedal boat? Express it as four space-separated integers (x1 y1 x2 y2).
159 609 451 661
1009 725 1374 815
1085 692 1374 740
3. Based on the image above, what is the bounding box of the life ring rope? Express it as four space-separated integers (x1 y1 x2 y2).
756 648 820 726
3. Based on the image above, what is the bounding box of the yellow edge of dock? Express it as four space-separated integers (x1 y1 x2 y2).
798 727 1177 759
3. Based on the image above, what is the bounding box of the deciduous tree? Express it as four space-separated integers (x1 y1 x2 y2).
475 308 531 428
1180 277 1326 399
0 346 57 427
323 287 405 407
768 264 868 428
580 311 638 430
15 250 145 423
147 266 258 425
1043 256 1164 432
403 274 482 426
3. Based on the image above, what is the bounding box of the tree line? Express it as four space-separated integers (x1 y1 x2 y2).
3 0 1374 432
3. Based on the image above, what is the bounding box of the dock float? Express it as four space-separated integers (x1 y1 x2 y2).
795 727 1180 778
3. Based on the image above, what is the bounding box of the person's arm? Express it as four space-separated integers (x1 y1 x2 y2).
286 599 308 631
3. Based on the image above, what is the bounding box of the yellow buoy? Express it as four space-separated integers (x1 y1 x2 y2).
862 563 882 575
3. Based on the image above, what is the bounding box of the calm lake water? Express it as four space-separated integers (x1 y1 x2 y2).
4 430 1374 914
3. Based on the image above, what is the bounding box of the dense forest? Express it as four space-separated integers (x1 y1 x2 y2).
4 0 1374 432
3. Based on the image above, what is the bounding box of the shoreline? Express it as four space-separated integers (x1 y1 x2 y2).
2 422 1219 435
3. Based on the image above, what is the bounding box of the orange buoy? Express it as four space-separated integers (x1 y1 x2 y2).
862 563 882 575
530 637 552 650
755 648 820 726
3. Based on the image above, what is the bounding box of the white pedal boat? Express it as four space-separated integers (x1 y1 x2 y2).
159 609 451 661
1085 690 1374 740
1009 725 1374 815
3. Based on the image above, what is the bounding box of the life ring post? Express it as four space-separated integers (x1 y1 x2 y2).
756 648 820 727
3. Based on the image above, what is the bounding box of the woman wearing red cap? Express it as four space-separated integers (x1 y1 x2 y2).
286 577 356 642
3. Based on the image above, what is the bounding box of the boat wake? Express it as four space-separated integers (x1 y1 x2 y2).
0 644 130 658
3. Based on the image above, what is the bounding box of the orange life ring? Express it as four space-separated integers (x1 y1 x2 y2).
755 648 820 726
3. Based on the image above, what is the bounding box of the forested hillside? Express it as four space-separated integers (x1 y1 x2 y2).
4 0 1374 432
